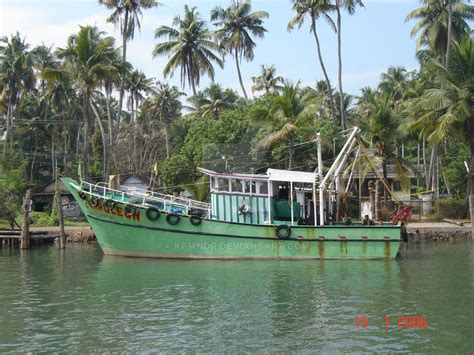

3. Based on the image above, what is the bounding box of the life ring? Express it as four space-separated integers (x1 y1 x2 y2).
104 199 116 210
124 205 136 218
78 191 87 200
90 196 100 207
238 202 251 215
189 215 202 226
276 225 291 239
166 213 181 225
146 207 161 221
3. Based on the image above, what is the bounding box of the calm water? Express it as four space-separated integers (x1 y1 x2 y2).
0 241 473 353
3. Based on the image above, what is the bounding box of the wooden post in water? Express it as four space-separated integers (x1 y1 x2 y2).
20 190 31 249
55 173 66 249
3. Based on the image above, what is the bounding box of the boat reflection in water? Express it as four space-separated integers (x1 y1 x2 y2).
91 254 405 352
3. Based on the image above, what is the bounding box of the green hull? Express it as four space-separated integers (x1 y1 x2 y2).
63 178 401 260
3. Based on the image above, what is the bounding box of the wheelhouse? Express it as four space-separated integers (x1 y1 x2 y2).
199 167 320 226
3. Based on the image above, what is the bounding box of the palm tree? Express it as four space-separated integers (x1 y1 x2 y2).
413 36 474 232
405 0 473 64
211 0 269 100
31 44 57 94
288 0 337 123
302 79 334 120
334 0 364 130
154 5 224 103
378 66 409 105
251 64 284 94
125 69 154 123
50 26 119 179
148 82 184 158
200 83 239 119
257 81 317 169
333 91 355 125
0 32 35 155
100 49 131 170
358 95 401 179
98 0 160 148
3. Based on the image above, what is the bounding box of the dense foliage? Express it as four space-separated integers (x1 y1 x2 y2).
1 0 473 224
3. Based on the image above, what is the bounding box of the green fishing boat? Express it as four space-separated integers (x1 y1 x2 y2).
63 128 401 260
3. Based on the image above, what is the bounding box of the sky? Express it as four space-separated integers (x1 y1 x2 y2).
0 0 423 97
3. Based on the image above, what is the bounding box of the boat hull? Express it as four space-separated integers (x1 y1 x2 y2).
63 178 401 260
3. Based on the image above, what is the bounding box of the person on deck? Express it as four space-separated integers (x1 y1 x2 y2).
344 216 353 226
362 215 375 226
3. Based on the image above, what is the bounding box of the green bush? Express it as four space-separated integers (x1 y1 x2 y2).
29 211 58 227
436 198 468 219
425 213 445 222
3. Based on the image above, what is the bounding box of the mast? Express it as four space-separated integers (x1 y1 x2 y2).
317 133 324 226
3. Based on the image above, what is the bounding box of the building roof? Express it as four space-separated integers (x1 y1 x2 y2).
33 178 71 195
353 164 424 179
198 167 317 184
198 167 269 181
266 169 317 184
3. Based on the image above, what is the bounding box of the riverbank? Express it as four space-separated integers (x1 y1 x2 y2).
27 221 472 244
30 226 96 242
407 221 472 241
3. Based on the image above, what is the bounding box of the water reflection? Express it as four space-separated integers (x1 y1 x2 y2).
0 241 472 352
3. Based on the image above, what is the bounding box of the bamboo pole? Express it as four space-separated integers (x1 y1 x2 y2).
55 176 66 249
20 190 31 249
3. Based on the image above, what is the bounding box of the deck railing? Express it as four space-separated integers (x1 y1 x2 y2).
79 180 211 217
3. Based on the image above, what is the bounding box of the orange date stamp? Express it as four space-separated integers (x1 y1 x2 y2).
355 315 428 329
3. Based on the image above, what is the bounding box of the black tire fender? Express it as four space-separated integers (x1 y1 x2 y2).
276 225 291 239
166 213 181 225
146 207 161 221
189 215 202 226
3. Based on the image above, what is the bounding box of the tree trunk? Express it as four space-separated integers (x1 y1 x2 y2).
446 0 453 69
51 134 55 180
311 15 336 123
382 159 388 203
469 143 474 236
191 79 200 112
62 120 68 176
105 89 116 173
76 124 81 158
234 47 248 101
30 140 38 184
288 136 294 170
427 145 436 190
82 94 90 180
115 8 129 153
336 5 346 129
90 100 108 181
164 124 170 159
2 103 12 158
423 137 428 188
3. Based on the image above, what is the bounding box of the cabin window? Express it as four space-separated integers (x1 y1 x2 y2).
242 180 252 194
249 181 256 194
218 178 230 192
231 179 242 193
257 182 268 195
